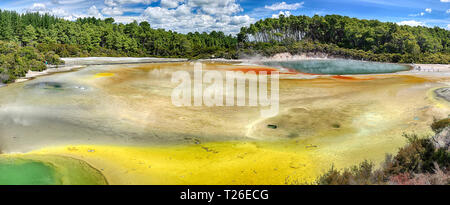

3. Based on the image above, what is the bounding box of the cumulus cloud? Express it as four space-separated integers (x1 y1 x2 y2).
24 0 254 34
186 0 243 15
102 7 124 15
160 0 184 8
87 5 104 18
27 2 90 21
29 3 47 12
140 0 253 34
425 8 432 13
265 2 304 11
272 11 292 18
397 20 425 27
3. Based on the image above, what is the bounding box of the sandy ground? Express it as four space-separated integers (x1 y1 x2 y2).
1 57 450 184
413 64 450 72
14 57 188 83
14 65 85 83
62 57 187 66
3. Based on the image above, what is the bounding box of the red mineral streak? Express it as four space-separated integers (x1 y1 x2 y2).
331 75 375 81
230 67 299 75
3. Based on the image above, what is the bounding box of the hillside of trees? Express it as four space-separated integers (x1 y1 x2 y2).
238 15 450 64
0 9 237 83
0 40 63 83
0 10 238 58
1 10 450 83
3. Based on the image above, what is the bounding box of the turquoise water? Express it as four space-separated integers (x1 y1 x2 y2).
264 60 410 75
0 157 108 185
0 158 60 185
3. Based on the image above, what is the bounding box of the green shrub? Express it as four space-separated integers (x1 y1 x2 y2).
316 160 385 185
315 119 450 185
431 118 450 133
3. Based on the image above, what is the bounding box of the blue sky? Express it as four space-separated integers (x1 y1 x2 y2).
0 0 449 34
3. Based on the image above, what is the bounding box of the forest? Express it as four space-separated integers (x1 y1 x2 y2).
1 10 450 83
238 14 450 64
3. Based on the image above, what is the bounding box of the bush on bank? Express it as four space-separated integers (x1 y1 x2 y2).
316 118 450 185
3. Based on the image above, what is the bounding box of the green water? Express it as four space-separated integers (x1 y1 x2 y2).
0 157 108 185
264 59 410 75
0 158 59 185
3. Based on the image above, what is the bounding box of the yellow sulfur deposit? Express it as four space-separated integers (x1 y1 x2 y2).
94 73 115 78
28 143 321 185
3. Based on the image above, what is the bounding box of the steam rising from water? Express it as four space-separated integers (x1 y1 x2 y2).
264 60 410 75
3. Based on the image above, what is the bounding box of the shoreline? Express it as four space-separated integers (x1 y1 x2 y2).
5 56 449 85
62 57 188 66
11 57 189 84
14 65 86 83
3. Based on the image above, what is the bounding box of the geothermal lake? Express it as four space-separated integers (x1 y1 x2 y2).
0 58 448 185
264 60 410 75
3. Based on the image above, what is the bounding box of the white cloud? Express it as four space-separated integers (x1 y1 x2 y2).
105 0 155 6
446 9 450 14
425 8 432 13
397 20 425 27
102 7 124 15
272 11 292 18
27 3 91 21
29 3 47 12
187 0 243 15
112 16 144 23
229 15 251 25
160 0 184 8
51 0 87 4
104 0 118 7
23 0 254 34
142 1 254 34
440 0 450 2
87 6 104 18
265 2 304 11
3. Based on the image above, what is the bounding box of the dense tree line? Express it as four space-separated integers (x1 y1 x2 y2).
0 9 237 82
0 10 237 58
1 10 450 83
238 14 450 63
0 41 63 83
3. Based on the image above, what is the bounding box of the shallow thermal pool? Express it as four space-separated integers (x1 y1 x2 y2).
264 59 410 75
0 156 107 185
0 158 57 185
0 59 448 184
